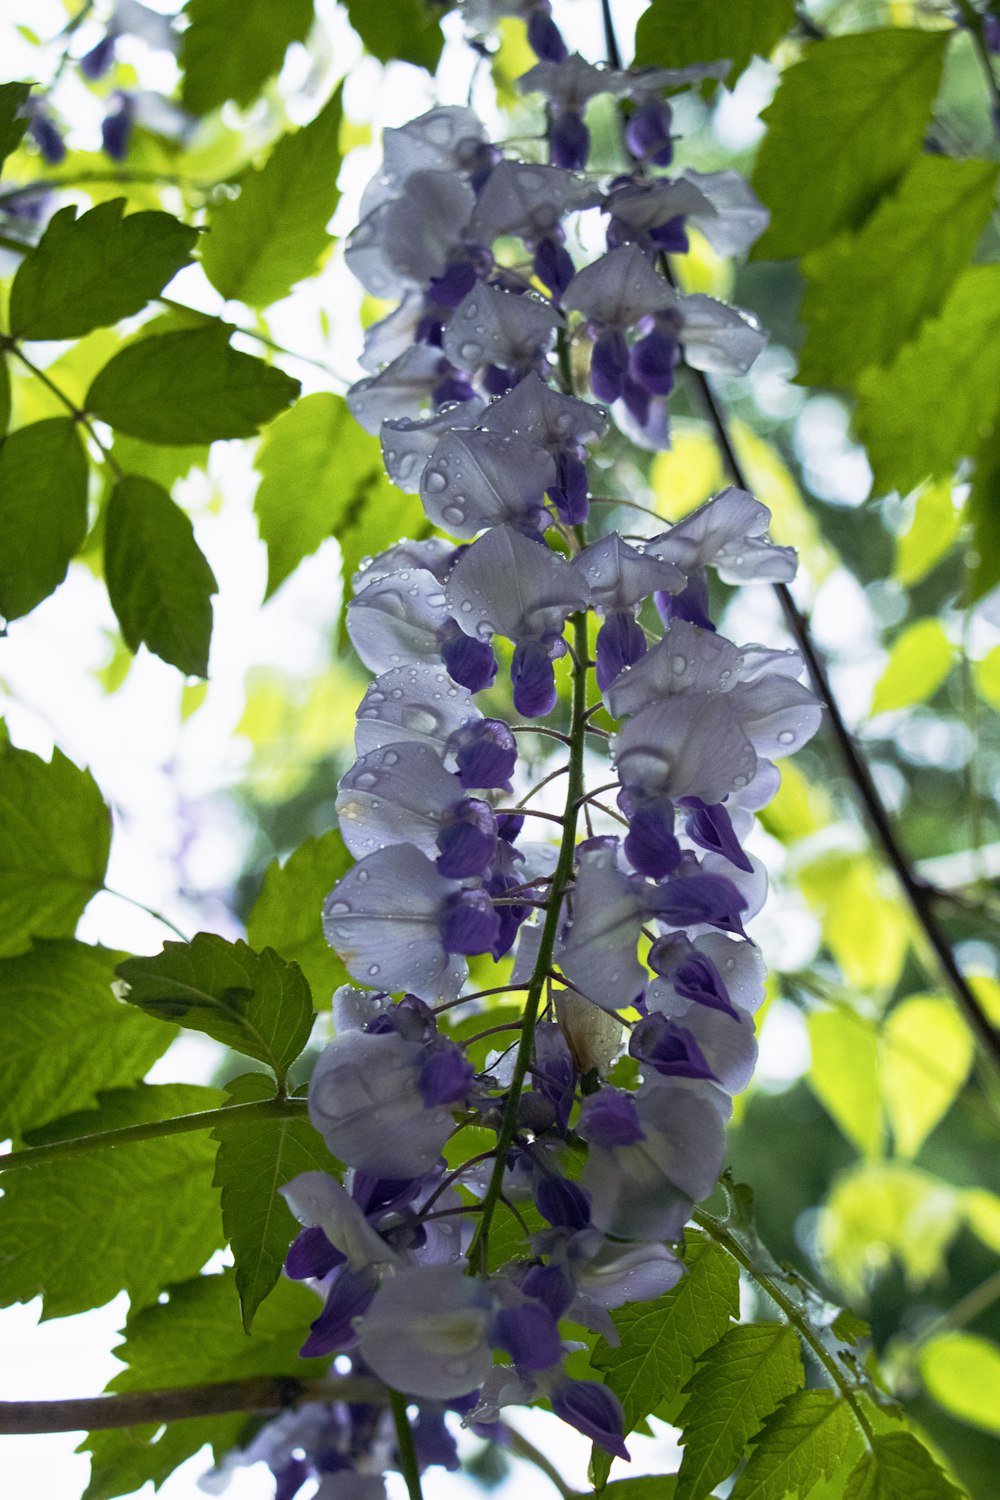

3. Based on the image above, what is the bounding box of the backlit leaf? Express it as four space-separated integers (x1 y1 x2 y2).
0 740 111 958
676 1323 803 1499
344 0 444 72
0 417 88 620
894 481 961 588
0 940 173 1142
844 1431 964 1499
820 1162 961 1299
181 0 314 115
246 829 353 1002
808 1008 884 1158
881 996 973 1158
212 1072 338 1330
752 30 948 259
870 619 953 716
731 1390 853 1500
117 933 314 1085
0 81 31 172
104 476 218 677
634 0 795 90
201 88 343 308
919 1332 1000 1437
0 1084 224 1319
9 200 198 340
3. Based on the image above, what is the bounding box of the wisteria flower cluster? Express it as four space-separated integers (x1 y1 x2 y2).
230 8 821 1495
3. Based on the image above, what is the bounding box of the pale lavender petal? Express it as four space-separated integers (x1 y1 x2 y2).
381 398 485 492
556 842 647 1012
576 533 684 611
421 429 556 538
470 160 600 243
677 293 766 374
682 169 769 258
574 1239 685 1309
442 282 560 373
613 694 758 804
324 844 466 1000
279 1171 400 1269
346 171 476 296
603 620 743 717
643 984 757 1095
359 1264 493 1399
346 568 451 675
347 345 444 433
446 525 589 644
355 665 478 758
481 371 607 451
726 676 822 758
337 741 465 859
361 105 487 215
353 538 455 591
564 244 674 328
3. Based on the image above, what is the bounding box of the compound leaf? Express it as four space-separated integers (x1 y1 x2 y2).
0 416 88 621
730 1389 854 1500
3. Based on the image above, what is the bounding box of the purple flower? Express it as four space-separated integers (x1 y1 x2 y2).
359 1265 493 1399
550 1379 629 1460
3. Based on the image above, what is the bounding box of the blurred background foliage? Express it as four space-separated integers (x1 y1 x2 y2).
2 0 1000 1494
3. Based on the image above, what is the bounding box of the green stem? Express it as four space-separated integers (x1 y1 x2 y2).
955 0 1000 126
507 1423 582 1499
0 339 123 478
157 297 351 384
467 610 590 1273
390 1389 425 1500
692 1206 876 1448
0 1097 309 1175
102 886 191 942
0 170 216 210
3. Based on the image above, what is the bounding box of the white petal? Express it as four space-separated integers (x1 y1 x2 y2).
420 429 556 539
355 665 478 757
678 294 767 375
564 244 674 328
446 525 589 643
337 741 462 859
442 282 560 373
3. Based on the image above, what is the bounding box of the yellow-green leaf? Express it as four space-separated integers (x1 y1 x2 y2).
919 1332 1000 1437
881 996 973 1158
808 1008 883 1157
894 480 962 588
820 1162 961 1298
871 619 953 716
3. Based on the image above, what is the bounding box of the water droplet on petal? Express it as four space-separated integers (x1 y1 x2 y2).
777 729 795 746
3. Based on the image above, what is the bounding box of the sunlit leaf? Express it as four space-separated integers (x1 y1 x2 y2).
881 996 973 1158
181 0 314 115
0 741 111 958
870 619 954 716
752 30 948 259
919 1332 1000 1437
246 829 353 1003
807 1007 884 1158
730 1390 853 1500
960 1188 1000 1253
843 1431 964 1499
894 481 962 588
343 0 444 72
200 88 343 308
798 851 909 994
635 0 794 90
820 1162 961 1298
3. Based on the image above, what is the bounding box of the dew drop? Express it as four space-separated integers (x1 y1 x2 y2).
391 687 405 700
777 729 796 746
328 901 349 915
382 750 400 765
368 964 381 977
460 341 483 363
424 468 447 493
671 656 687 674
460 599 473 612
355 771 378 790
443 504 465 525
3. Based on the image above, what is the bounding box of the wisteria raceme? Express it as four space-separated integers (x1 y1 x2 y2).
226 10 823 1498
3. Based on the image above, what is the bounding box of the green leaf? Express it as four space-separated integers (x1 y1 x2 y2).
870 619 953 716
798 158 1000 389
600 1482 678 1500
752 30 948 260
798 851 910 994
856 265 1000 497
0 741 111 958
591 1232 739 1485
919 1331 1000 1437
844 1432 964 1499
201 88 342 308
967 422 1000 602
634 0 795 90
0 1083 224 1318
80 1269 328 1500
961 1187 1000 1251
881 995 973 1158
0 940 173 1141
180 0 314 115
116 932 314 1085
246 829 352 1002
86 324 300 444
0 352 10 436
808 1008 883 1158
104 475 218 677
820 1162 961 1299
9 200 199 341
344 0 444 72
109 434 208 491
254 392 382 596
730 1390 853 1500
894 480 961 588
676 1323 803 1499
212 1071 336 1330
0 416 88 620
0 82 31 173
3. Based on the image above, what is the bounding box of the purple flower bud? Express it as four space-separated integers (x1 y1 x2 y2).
533 1022 576 1132
301 1264 379 1357
101 94 134 161
550 1379 630 1460
630 1013 717 1080
578 1087 645 1147
534 235 576 297
649 940 740 1020
630 327 677 397
547 450 590 524
649 871 748 935
486 870 530 959
511 638 558 718
29 115 66 164
428 259 479 309
550 111 590 171
419 1037 475 1106
285 1225 345 1281
451 718 517 791
650 215 689 253
528 8 568 63
80 33 116 78
436 797 497 878
683 798 753 873
411 1409 460 1472
595 611 646 692
492 1303 563 1371
441 628 499 692
274 1457 311 1500
441 888 502 955
625 98 674 165
590 330 630 403
535 1174 592 1230
520 1262 574 1319
433 371 477 407
656 572 714 631
497 812 525 842
623 798 681 879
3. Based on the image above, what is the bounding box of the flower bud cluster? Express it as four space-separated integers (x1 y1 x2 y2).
250 14 821 1497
